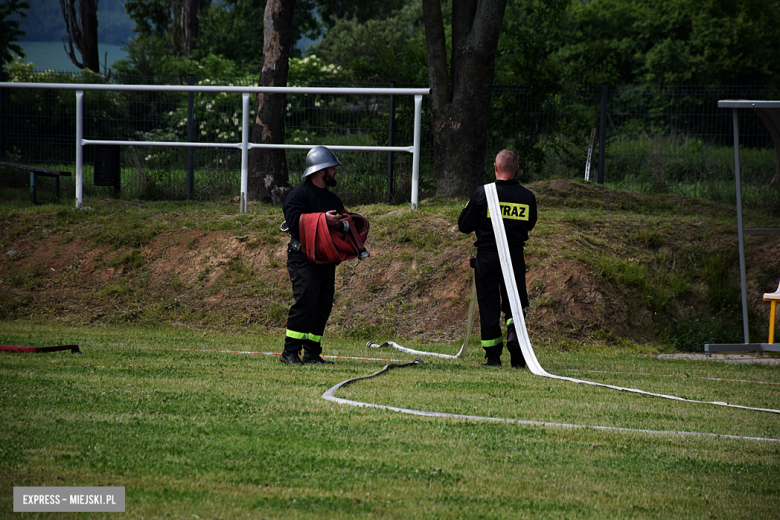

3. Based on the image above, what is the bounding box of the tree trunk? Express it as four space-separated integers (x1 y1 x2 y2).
183 0 200 57
422 0 507 198
171 0 200 58
248 0 295 205
60 0 100 73
171 0 182 57
79 0 99 72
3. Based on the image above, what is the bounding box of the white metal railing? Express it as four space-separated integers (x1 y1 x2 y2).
0 82 430 212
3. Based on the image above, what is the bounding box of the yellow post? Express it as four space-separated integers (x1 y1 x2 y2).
764 281 780 345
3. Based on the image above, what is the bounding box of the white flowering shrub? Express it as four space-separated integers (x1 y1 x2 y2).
288 55 343 83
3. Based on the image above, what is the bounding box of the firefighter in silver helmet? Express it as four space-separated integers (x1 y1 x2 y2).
279 146 347 365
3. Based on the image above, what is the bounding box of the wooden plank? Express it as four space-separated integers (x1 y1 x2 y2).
0 161 71 176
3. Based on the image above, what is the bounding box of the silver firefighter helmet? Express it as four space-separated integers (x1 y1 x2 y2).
302 146 341 179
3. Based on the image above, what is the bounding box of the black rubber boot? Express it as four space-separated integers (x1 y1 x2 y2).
279 349 302 365
302 353 333 364
302 347 334 364
480 345 503 367
506 324 526 369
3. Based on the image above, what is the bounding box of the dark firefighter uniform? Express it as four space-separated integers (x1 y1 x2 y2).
458 179 537 357
282 179 344 358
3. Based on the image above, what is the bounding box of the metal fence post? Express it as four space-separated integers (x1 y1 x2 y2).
386 80 396 204
598 83 608 184
732 108 750 344
0 63 4 158
240 93 249 215
76 90 83 208
411 94 422 210
187 73 195 200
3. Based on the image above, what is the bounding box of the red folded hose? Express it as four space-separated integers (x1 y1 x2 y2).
0 344 81 353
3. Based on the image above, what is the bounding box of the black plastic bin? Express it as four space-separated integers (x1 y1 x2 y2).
93 145 121 190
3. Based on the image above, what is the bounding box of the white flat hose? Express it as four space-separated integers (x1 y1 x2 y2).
366 278 477 359
321 360 780 442
483 182 780 414
365 183 780 415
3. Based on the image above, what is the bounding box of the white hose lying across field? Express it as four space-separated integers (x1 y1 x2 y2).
362 182 780 416
320 360 780 443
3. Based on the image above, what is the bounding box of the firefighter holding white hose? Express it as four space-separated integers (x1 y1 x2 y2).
458 149 538 368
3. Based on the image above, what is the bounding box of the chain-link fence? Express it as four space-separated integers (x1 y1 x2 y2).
1 70 778 210
598 85 780 209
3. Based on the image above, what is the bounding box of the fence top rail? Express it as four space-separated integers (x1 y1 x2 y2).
0 82 430 96
718 100 780 108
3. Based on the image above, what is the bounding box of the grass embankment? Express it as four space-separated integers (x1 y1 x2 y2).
1 181 780 518
1 178 779 349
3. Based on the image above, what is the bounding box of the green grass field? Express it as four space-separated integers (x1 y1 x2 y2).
1 322 778 519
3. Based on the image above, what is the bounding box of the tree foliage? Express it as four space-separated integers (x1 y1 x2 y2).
113 34 247 79
315 0 406 27
549 0 780 86
125 0 175 38
492 0 574 181
197 0 318 64
313 0 428 83
195 0 266 66
122 0 318 76
313 0 780 88
0 0 29 66
110 0 780 86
